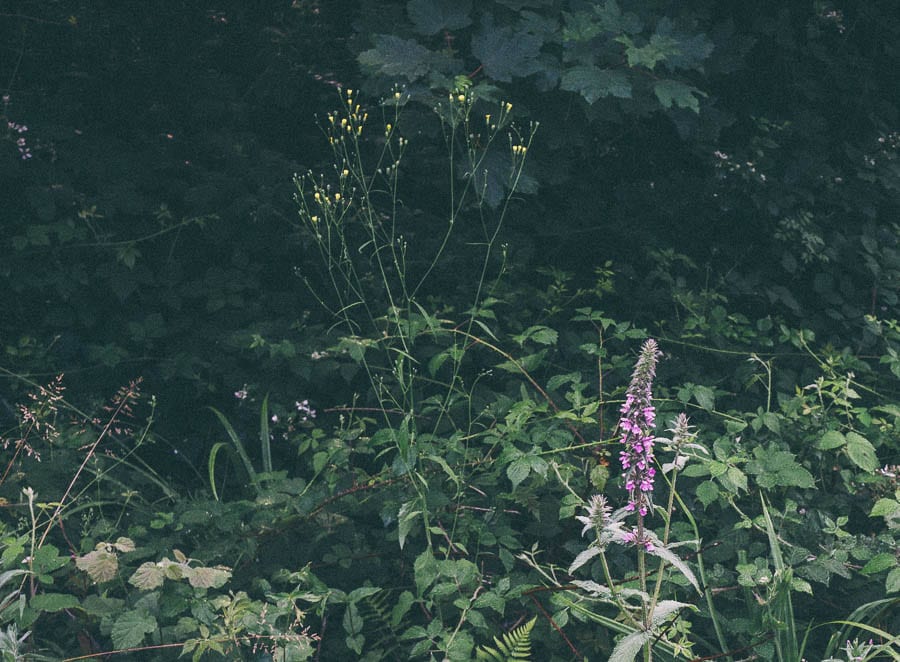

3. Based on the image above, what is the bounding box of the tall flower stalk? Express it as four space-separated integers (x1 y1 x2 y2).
556 339 700 662
618 339 661 659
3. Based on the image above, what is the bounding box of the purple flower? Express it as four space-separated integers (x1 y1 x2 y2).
618 339 662 518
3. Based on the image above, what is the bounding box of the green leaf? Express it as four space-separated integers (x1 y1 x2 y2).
30 592 79 612
845 431 878 472
507 457 531 490
398 498 421 550
111 608 157 650
359 35 432 81
653 79 704 113
560 66 631 104
696 480 719 506
414 549 438 596
870 498 900 518
860 553 898 575
407 0 472 35
471 16 543 82
818 430 846 450
886 566 900 594
619 33 680 69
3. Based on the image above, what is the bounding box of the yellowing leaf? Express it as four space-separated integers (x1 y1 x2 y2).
76 549 119 584
129 562 165 590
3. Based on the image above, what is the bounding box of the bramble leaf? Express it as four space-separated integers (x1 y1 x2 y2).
111 608 157 650
845 431 878 472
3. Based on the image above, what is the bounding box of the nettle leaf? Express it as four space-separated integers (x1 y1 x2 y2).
359 35 433 81
653 79 704 113
76 549 119 584
407 0 472 35
560 65 631 103
129 562 166 590
471 16 544 82
845 431 878 472
111 608 157 650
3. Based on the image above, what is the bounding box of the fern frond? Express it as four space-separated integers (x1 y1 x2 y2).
476 616 536 661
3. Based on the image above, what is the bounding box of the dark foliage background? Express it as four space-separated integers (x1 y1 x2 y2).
1 1 899 659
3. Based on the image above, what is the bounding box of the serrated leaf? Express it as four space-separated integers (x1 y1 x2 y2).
398 498 421 550
407 0 472 35
860 553 898 575
30 592 79 612
560 65 631 103
696 480 719 506
111 609 157 649
507 457 531 490
818 430 846 450
471 16 543 82
76 549 119 584
359 35 432 81
414 549 437 596
646 541 700 592
886 566 900 594
129 562 166 590
112 537 135 553
653 79 703 113
870 498 900 518
187 566 231 589
569 546 601 574
845 431 878 472
609 628 652 662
